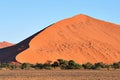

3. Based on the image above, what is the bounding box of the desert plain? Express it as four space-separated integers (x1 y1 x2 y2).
0 70 120 80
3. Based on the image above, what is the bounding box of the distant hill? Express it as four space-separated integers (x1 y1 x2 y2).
0 14 120 64
0 41 13 48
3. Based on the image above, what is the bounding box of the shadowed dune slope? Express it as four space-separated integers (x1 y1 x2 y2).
0 14 120 64
16 14 120 64
0 28 48 62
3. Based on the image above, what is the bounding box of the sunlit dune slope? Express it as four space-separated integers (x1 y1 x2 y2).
16 14 120 64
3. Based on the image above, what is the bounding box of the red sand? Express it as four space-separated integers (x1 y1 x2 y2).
0 41 13 48
16 14 120 64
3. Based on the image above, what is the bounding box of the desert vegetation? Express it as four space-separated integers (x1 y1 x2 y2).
0 59 120 70
0 60 120 80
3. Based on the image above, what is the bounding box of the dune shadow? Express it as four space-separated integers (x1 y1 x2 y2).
0 24 54 63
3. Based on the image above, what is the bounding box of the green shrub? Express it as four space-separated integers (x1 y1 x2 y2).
0 62 18 70
112 62 120 69
52 61 59 68
34 63 43 69
94 62 107 69
82 62 93 69
57 59 68 69
66 60 82 69
43 63 52 70
21 63 32 69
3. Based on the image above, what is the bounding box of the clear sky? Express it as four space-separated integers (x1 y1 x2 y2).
0 0 120 43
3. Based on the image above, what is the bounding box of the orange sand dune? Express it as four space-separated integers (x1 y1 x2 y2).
15 14 120 64
0 41 13 48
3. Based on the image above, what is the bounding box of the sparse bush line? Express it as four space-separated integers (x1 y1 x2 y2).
0 59 120 70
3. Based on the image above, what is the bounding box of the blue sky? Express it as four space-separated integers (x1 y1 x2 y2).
0 0 120 43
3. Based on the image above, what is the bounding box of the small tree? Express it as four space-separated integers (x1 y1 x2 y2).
43 63 52 70
82 62 93 69
10 64 17 70
0 62 11 69
67 60 83 69
0 62 18 70
21 63 32 69
52 61 59 68
94 62 106 70
67 60 78 69
42 61 52 69
57 59 66 65
57 59 68 69
112 62 120 69
68 60 75 66
34 63 43 69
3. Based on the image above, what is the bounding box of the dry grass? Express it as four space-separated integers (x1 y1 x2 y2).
0 70 120 80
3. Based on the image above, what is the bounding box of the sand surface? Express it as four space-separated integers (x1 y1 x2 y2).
0 70 120 80
16 14 120 64
0 41 13 48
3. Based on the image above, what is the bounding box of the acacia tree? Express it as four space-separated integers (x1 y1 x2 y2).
21 63 32 69
57 59 68 69
34 63 43 69
82 62 93 69
52 61 59 68
67 60 82 69
94 62 107 69
112 62 120 69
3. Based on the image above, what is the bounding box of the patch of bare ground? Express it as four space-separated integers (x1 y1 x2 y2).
0 70 120 80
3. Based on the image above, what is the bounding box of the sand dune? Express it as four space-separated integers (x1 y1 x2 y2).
0 14 120 64
16 14 120 64
0 41 13 48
